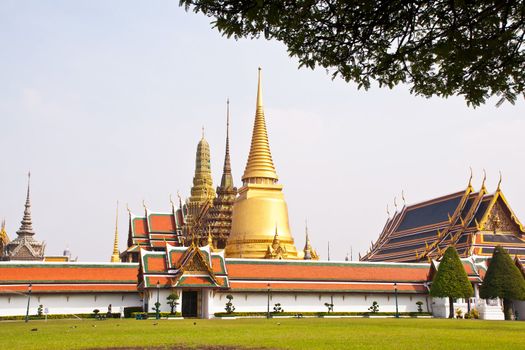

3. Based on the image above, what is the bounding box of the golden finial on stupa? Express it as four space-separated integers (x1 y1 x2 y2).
241 67 278 183
110 201 121 263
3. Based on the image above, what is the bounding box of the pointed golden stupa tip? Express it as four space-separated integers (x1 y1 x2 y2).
241 68 278 183
257 67 263 108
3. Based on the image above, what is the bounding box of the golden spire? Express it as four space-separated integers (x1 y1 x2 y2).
220 98 234 189
303 220 314 260
110 201 120 263
0 219 9 246
189 129 216 204
242 68 278 183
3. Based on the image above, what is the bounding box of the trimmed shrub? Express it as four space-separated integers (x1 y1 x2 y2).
368 301 379 313
167 293 180 315
430 246 473 318
480 245 525 320
416 301 424 313
225 294 235 314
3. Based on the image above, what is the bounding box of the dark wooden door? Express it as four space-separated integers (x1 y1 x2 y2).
182 291 198 317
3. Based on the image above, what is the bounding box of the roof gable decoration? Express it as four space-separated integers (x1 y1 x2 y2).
172 244 224 288
478 190 525 235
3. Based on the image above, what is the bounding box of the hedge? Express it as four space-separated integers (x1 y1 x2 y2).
0 313 121 321
131 312 179 319
123 306 143 318
214 311 432 317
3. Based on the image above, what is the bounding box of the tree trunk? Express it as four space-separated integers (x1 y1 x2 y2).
503 298 514 320
449 297 454 318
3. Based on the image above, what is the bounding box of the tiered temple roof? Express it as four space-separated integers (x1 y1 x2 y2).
121 203 185 262
139 242 229 289
362 177 525 262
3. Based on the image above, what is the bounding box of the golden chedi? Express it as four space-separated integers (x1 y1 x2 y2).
226 68 299 259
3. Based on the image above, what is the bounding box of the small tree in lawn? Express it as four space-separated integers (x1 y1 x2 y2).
152 302 161 315
368 301 379 313
429 246 473 318
273 303 284 313
324 302 334 313
225 294 235 314
166 293 180 315
416 301 424 313
480 245 525 320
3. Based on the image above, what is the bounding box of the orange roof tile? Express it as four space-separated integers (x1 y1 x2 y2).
226 260 429 283
149 214 175 232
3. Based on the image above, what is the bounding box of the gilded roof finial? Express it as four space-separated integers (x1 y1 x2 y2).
177 191 183 209
393 197 398 212
481 169 487 190
169 194 175 210
468 166 473 188
497 170 503 191
401 190 406 206
207 225 214 249
142 199 147 210
242 68 278 183
111 201 120 263
201 125 205 139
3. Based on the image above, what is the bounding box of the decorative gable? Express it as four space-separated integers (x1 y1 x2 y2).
483 199 521 234
185 253 209 273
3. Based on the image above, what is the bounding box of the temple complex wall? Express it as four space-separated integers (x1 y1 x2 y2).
0 292 141 317
210 291 429 316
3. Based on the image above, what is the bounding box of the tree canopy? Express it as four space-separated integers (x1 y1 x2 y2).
480 245 525 301
430 246 473 299
180 1 525 106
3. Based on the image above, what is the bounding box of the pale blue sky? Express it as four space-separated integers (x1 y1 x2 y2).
1 1 524 261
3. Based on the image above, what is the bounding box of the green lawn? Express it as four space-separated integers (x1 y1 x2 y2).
1 318 524 349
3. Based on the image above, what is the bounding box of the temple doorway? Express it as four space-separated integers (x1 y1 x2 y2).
182 291 198 317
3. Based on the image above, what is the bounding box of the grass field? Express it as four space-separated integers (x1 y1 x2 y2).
1 318 524 349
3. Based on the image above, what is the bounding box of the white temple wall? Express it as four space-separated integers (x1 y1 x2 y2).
211 292 429 316
0 292 142 317
145 289 173 314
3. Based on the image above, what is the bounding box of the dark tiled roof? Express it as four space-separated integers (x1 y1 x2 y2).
480 234 523 244
396 194 463 232
387 230 439 245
